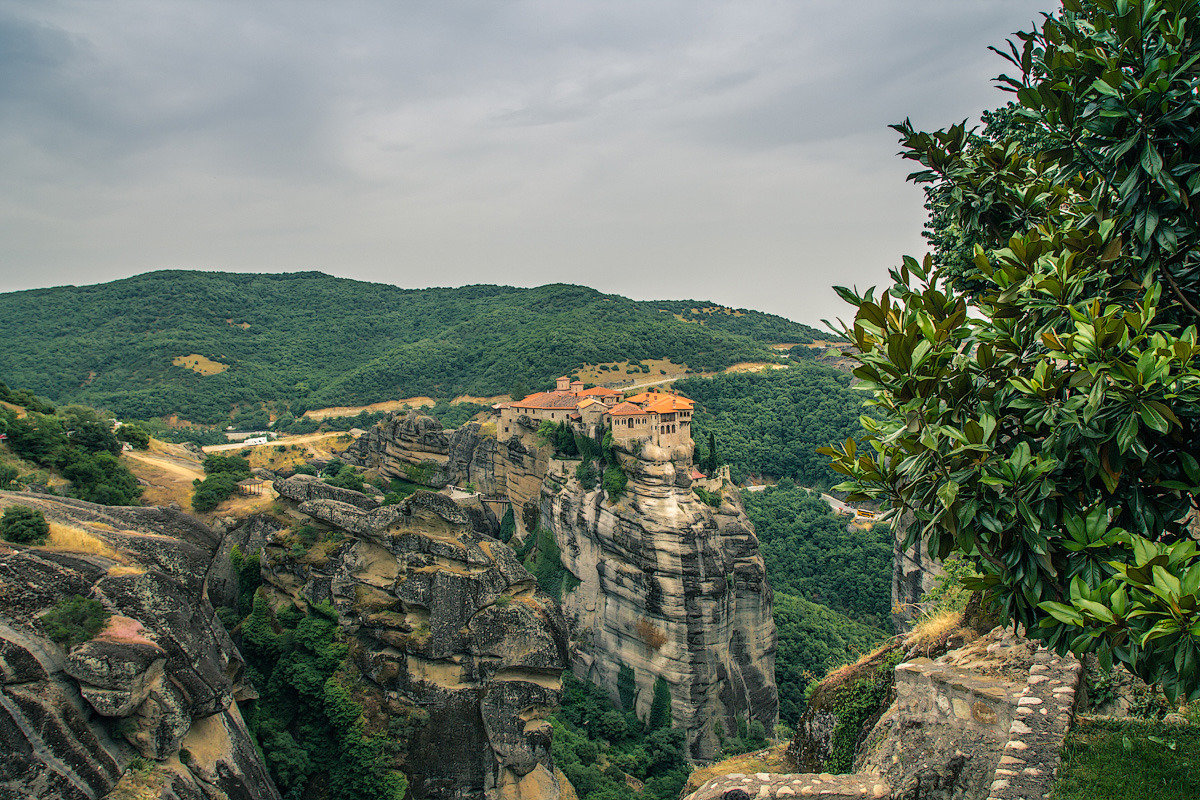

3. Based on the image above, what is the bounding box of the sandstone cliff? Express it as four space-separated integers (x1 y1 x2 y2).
0 491 278 800
540 441 778 761
269 477 571 800
343 410 780 761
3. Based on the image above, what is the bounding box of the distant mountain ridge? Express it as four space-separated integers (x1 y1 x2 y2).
0 270 823 424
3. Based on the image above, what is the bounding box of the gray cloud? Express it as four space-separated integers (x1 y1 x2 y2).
0 0 1049 324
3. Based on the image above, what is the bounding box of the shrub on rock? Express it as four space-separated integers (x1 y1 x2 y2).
1 505 49 544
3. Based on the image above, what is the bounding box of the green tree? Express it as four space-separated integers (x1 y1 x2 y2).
1 505 49 544
116 423 151 450
647 677 672 730
825 0 1200 699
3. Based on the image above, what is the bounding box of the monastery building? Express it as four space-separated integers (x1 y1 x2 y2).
498 376 694 449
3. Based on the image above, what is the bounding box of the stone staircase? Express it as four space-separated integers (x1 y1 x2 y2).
684 630 1082 800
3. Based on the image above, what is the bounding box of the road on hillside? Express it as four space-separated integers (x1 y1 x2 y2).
202 431 348 453
743 484 875 520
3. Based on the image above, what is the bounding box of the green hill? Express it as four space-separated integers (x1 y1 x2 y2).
0 270 822 423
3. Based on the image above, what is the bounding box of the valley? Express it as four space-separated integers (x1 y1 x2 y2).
0 345 891 800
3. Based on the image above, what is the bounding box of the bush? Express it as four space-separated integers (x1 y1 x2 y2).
192 472 240 513
602 467 627 500
204 454 251 476
41 595 110 648
575 461 598 490
116 424 151 450
0 464 19 489
325 465 365 493
1 505 49 544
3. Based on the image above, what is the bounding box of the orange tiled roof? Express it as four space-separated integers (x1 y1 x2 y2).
644 396 693 413
510 391 584 410
580 386 620 397
609 401 645 416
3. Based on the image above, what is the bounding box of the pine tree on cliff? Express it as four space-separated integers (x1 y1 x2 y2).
705 432 718 477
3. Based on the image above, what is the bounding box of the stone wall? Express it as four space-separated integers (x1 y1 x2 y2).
683 628 1084 800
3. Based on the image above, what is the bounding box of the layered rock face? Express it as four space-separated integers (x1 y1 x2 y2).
345 411 780 762
892 513 945 633
346 412 500 492
0 491 278 800
540 442 778 761
270 479 571 800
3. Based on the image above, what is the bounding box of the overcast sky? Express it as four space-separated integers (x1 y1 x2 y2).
0 0 1050 325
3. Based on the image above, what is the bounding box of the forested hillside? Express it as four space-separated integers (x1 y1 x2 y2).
0 271 822 424
678 365 868 487
741 482 892 723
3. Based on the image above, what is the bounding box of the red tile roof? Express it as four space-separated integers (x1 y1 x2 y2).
644 395 693 414
510 391 584 410
580 387 620 397
609 401 644 416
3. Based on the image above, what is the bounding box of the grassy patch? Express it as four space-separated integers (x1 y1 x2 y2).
43 522 125 561
172 354 229 375
1053 718 1200 800
685 743 796 794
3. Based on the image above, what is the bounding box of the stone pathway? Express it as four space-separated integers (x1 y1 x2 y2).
985 649 1083 800
684 641 1083 800
685 772 889 799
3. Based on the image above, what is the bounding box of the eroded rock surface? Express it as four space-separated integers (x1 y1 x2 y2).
344 410 780 762
541 443 778 761
0 490 279 800
268 481 570 800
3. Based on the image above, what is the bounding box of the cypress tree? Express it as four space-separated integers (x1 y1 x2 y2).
648 676 672 730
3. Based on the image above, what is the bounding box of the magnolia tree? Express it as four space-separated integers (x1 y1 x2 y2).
823 0 1200 699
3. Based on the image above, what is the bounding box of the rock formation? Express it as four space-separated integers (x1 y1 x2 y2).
0 490 279 800
540 441 778 761
269 478 571 800
891 513 945 633
344 409 780 761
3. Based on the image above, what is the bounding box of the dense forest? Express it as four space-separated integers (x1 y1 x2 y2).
0 271 823 424
678 365 868 487
742 481 892 627
740 482 891 723
0 383 144 505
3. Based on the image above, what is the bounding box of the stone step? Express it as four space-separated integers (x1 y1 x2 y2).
686 772 889 800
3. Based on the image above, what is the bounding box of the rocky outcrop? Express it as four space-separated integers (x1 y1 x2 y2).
0 490 279 800
341 410 780 764
272 474 381 509
540 442 778 761
261 487 571 800
343 412 457 488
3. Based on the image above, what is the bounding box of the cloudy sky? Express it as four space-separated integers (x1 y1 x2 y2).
1 0 1049 325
